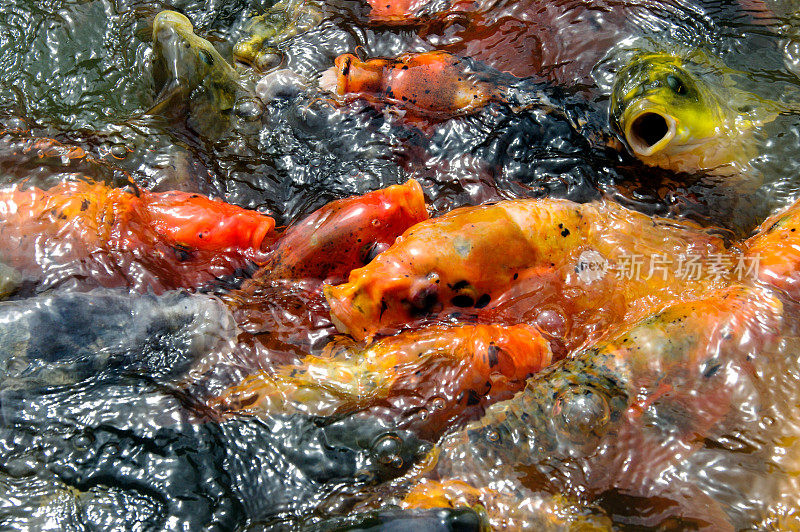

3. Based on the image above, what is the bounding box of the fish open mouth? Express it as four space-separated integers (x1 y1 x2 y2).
625 110 677 157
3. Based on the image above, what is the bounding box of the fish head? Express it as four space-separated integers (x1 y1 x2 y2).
143 190 276 252
325 259 448 342
232 12 287 71
150 10 239 116
269 180 429 280
324 270 429 342
233 1 323 71
610 53 728 172
318 415 432 484
332 180 430 273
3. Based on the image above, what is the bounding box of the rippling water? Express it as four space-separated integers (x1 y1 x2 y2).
3 0 800 529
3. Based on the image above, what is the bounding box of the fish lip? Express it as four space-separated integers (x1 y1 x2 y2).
154 10 190 24
623 102 678 157
323 284 357 336
153 10 192 34
385 179 429 222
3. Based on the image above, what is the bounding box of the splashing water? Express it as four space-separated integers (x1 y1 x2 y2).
2 0 800 529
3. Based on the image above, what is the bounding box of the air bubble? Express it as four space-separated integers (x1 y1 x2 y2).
110 144 128 159
371 433 403 466
553 387 611 442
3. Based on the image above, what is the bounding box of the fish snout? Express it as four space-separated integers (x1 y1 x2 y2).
326 273 423 341
324 283 359 336
152 10 193 41
383 179 428 224
325 281 385 341
151 11 199 93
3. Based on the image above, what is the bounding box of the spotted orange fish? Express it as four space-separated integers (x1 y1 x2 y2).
209 323 552 436
324 198 728 345
400 287 783 529
0 180 275 292
248 179 428 283
325 51 499 118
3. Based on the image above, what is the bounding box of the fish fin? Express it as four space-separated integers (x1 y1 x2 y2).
187 96 232 138
146 83 190 116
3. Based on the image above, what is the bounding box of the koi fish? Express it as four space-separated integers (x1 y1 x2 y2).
150 10 241 137
143 190 275 252
0 180 275 292
209 323 552 436
249 179 427 283
324 198 728 343
402 287 783 529
232 0 324 71
321 51 499 117
610 52 781 175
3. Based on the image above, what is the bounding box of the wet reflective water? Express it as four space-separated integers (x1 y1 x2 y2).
3 0 800 529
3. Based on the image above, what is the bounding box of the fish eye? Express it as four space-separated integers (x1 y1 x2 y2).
666 74 687 95
198 50 215 65
359 241 389 265
371 433 404 466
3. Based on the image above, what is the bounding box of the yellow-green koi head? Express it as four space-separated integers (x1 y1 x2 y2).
232 0 323 71
610 53 748 174
151 10 239 115
233 12 289 71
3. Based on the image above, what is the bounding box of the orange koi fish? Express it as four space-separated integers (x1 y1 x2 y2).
0 180 275 292
209 323 551 435
223 180 428 361
744 196 800 302
325 198 728 343
325 51 499 117
143 190 274 252
250 179 427 283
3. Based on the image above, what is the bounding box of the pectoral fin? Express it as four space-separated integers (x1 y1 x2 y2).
146 82 190 116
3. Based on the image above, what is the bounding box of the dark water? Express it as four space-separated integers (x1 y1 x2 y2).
2 0 800 529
